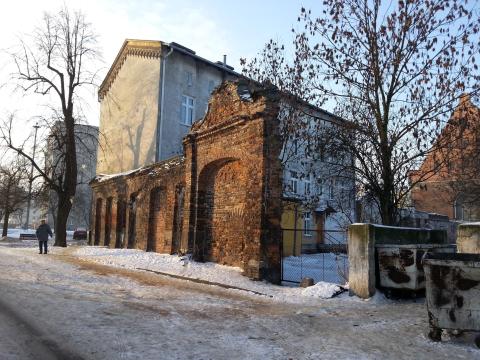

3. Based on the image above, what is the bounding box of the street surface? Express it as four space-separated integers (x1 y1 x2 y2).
0 241 478 359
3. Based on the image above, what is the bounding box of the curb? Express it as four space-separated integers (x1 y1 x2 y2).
136 267 273 298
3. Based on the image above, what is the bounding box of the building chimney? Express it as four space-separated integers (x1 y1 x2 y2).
223 55 227 66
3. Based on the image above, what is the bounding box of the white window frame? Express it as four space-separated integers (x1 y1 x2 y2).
181 95 195 125
185 71 193 86
304 178 311 196
317 178 325 196
208 80 216 93
289 171 298 194
328 179 335 200
303 212 312 236
292 139 298 155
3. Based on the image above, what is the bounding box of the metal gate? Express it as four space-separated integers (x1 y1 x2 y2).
281 229 348 285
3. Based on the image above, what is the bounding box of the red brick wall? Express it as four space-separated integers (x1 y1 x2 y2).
91 81 283 283
90 157 185 252
182 81 282 282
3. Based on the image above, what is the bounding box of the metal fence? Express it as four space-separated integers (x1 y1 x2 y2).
281 229 348 285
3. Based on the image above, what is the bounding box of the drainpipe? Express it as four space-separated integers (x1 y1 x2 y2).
293 204 298 256
156 45 174 162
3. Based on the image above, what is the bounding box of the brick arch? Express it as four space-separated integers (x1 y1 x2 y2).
195 158 247 266
94 198 103 246
147 186 166 252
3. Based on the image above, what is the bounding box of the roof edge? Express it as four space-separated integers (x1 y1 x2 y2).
98 39 164 100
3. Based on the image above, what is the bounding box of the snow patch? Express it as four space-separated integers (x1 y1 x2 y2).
301 281 344 298
72 246 348 304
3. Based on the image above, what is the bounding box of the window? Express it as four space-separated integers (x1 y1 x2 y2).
303 212 312 236
329 179 334 199
181 95 195 125
289 171 298 194
292 139 298 155
185 71 193 86
454 198 464 220
208 80 216 93
304 178 311 196
318 178 324 195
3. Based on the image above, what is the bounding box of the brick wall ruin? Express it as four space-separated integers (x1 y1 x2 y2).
90 81 283 283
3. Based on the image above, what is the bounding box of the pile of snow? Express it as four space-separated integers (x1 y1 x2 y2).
302 281 345 298
1 239 354 303
5 228 36 238
72 246 349 303
0 236 21 242
74 247 244 284
94 166 144 182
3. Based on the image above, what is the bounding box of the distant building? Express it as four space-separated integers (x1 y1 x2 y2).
97 39 239 174
280 108 355 256
46 123 99 230
410 96 480 222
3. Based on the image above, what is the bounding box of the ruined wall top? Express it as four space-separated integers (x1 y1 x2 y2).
91 155 185 186
190 80 280 135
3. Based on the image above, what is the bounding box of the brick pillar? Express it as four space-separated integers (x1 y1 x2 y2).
89 191 97 246
110 199 118 248
348 224 376 299
181 134 197 254
258 111 283 284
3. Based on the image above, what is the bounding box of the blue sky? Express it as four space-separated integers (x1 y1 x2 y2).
0 0 324 130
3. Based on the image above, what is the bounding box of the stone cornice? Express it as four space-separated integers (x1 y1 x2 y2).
98 40 163 100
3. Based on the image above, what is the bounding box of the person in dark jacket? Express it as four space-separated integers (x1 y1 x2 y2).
36 219 53 254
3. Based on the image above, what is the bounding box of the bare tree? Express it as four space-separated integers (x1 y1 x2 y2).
242 0 480 225
0 156 30 237
1 7 99 246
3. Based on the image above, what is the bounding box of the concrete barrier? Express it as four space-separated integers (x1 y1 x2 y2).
424 252 480 345
348 224 448 299
457 223 480 254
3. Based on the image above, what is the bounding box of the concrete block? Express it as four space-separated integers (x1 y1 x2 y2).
348 224 376 299
457 223 480 254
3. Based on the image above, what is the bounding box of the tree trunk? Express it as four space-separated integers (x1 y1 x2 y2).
52 111 77 248
379 139 397 226
2 211 10 237
54 193 72 247
379 198 395 226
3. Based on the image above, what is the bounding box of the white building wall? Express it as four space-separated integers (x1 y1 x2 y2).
97 55 161 174
159 51 237 160
281 108 356 240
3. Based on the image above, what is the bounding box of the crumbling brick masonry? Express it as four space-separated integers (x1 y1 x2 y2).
90 81 283 283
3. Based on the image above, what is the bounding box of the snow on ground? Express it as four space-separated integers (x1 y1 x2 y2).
4 228 75 240
72 246 346 302
282 253 348 285
0 240 479 359
302 281 344 298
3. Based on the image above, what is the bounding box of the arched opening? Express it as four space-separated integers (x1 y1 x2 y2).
94 198 103 246
147 187 165 252
454 193 465 221
104 197 113 246
127 192 138 249
195 159 246 266
115 199 127 248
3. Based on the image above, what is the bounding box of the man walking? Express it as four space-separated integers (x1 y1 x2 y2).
36 219 53 254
